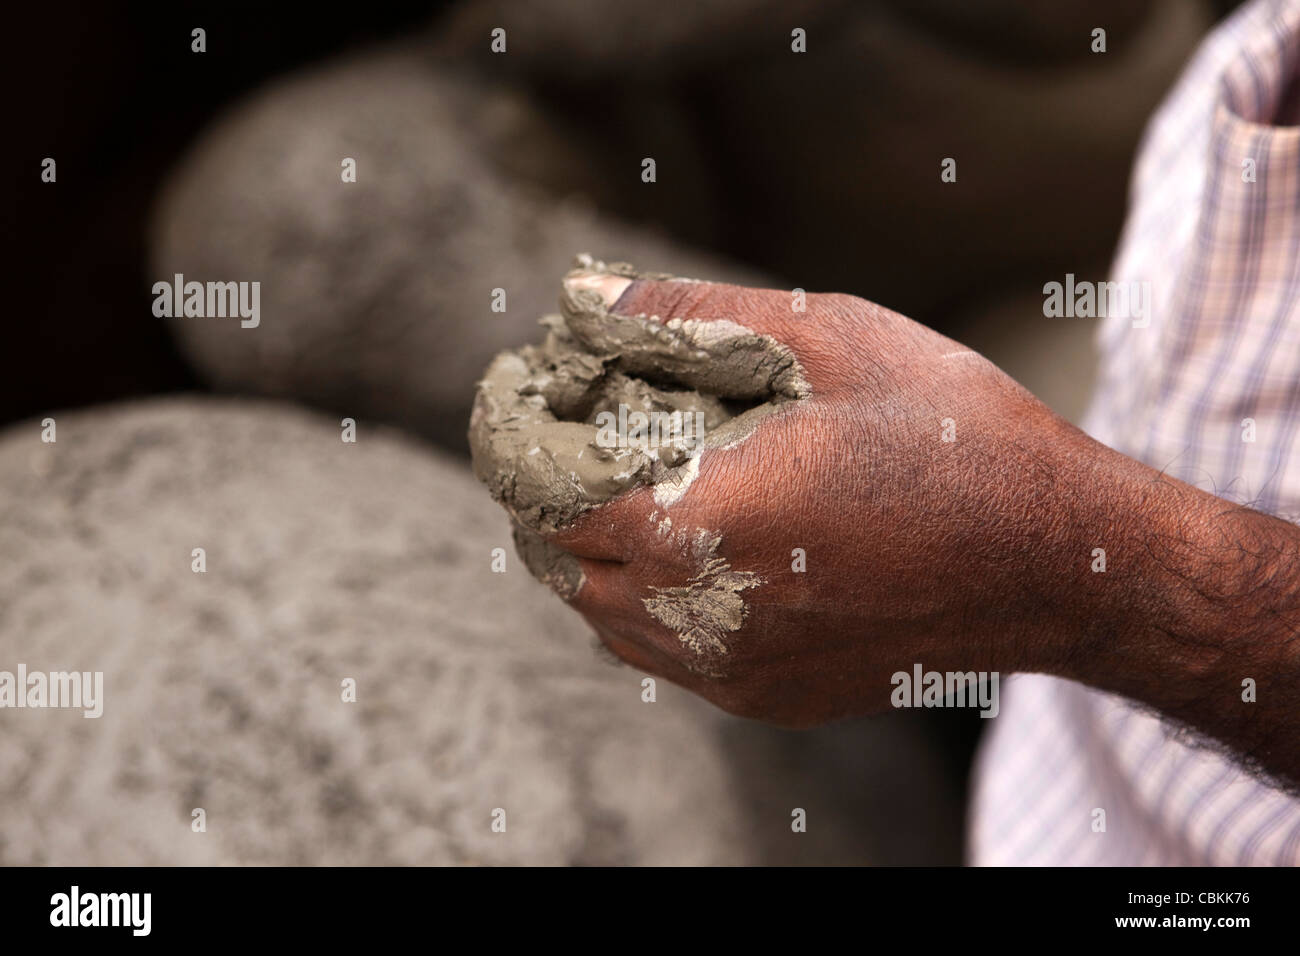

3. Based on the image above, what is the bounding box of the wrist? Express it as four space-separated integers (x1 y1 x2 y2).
1025 429 1300 721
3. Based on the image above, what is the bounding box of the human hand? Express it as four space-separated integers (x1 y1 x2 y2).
549 270 1078 725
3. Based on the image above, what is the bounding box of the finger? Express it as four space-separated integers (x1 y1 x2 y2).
587 621 663 675
563 262 868 391
550 482 659 561
566 552 631 611
587 617 720 694
565 509 753 688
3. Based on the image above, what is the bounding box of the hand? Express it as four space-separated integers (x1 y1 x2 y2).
549 273 1077 725
545 272 1300 790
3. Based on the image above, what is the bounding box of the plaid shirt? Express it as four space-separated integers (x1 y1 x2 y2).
972 0 1300 866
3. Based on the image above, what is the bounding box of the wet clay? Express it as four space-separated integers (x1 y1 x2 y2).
469 255 809 654
642 526 762 660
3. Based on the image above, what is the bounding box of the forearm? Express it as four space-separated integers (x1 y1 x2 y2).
1024 428 1300 787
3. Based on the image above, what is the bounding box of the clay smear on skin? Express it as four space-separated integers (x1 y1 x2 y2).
468 254 807 655
642 528 762 663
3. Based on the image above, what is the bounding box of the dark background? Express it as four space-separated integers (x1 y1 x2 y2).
8 3 437 425
7 1 1242 430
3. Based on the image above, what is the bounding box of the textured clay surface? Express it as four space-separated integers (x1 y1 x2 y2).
0 399 752 864
0 398 964 865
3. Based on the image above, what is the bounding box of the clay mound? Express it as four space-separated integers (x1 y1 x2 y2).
148 48 763 452
0 398 749 864
0 398 963 864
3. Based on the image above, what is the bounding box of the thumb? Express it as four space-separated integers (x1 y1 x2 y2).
561 259 859 394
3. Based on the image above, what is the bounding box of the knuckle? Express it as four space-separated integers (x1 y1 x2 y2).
811 291 869 320
712 684 768 721
643 281 709 319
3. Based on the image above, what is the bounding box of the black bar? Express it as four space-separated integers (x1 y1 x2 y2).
0 866 1286 942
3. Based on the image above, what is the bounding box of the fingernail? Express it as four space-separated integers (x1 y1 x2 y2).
564 270 633 310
